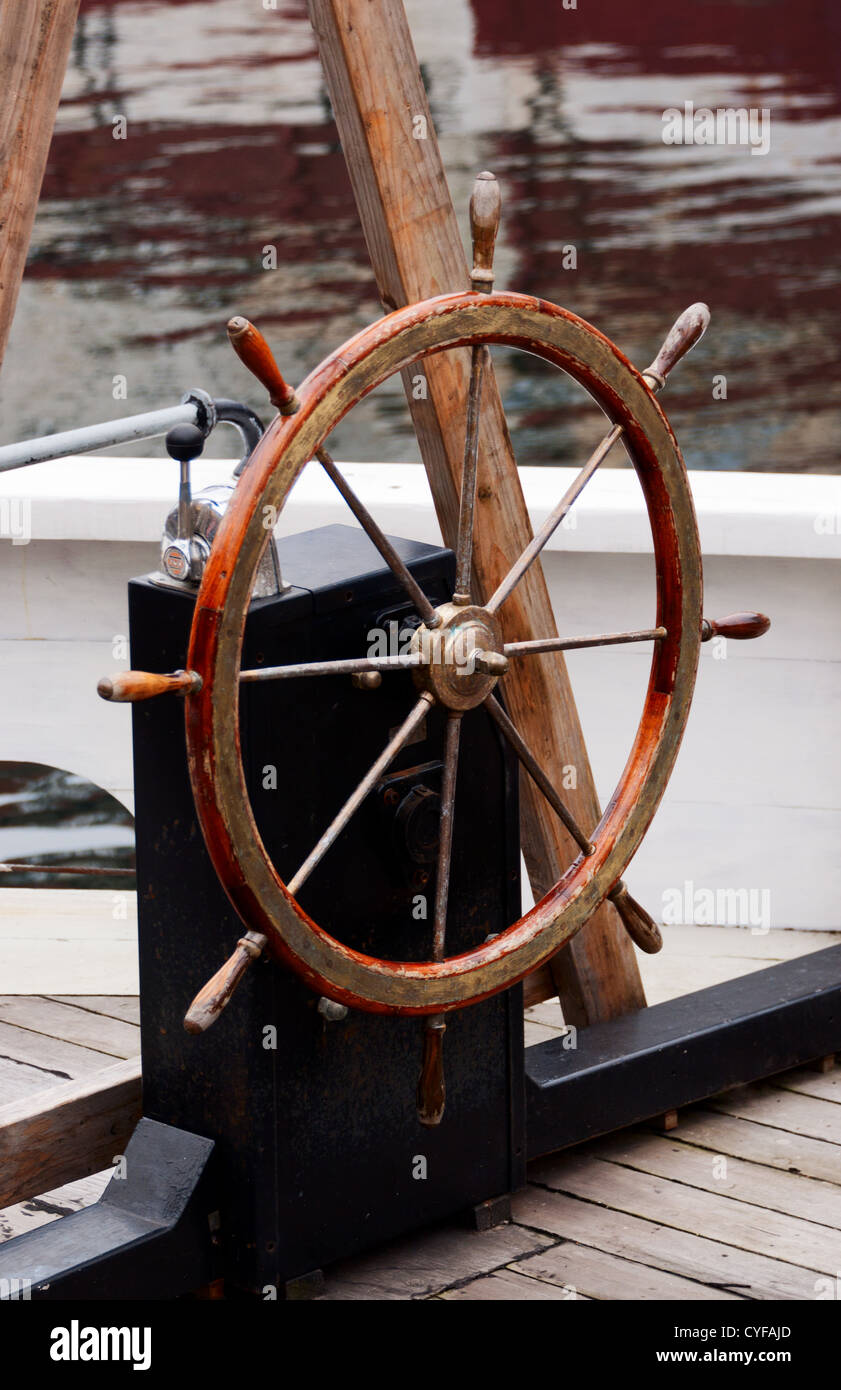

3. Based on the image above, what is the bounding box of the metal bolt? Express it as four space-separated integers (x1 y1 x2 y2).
473 650 509 676
317 996 348 1022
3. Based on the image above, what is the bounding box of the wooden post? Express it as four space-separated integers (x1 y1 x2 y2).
307 0 646 1024
0 0 80 373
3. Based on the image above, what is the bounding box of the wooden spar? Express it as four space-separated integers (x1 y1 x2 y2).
0 0 80 373
0 1058 141 1210
306 0 646 1024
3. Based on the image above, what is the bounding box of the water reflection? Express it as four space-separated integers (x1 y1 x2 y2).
0 0 837 471
0 763 135 891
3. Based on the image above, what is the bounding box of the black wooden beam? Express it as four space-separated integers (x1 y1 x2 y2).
526 943 841 1159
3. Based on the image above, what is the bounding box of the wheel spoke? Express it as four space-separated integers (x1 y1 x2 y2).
315 447 440 628
453 346 488 600
287 694 433 896
240 652 422 683
504 626 666 658
485 695 594 856
486 424 622 614
432 711 462 960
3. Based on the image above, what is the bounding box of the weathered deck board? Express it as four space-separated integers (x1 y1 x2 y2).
47 996 141 1025
770 1067 841 1105
508 1243 745 1302
0 1054 63 1104
0 1018 114 1079
673 1109 841 1184
0 996 139 1058
524 1020 563 1047
511 1187 824 1299
590 1130 841 1229
321 1222 554 1301
530 1153 841 1275
0 1171 112 1243
711 1084 841 1145
440 1267 590 1300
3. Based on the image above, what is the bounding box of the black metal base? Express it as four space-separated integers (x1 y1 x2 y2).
0 1119 217 1300
128 526 524 1295
526 942 841 1159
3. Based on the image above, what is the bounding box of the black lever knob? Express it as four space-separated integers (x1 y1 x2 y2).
166 423 205 463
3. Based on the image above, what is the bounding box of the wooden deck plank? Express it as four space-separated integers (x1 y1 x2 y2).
322 1223 554 1300
770 1067 841 1105
0 997 139 1059
591 1130 841 1230
525 1021 563 1047
0 1171 112 1243
674 1109 841 1184
47 996 140 1025
674 1113 841 1187
0 1019 114 1082
711 1085 841 1145
0 1054 64 1104
530 1154 841 1275
440 1267 590 1300
524 1003 567 1032
512 1187 823 1299
510 1242 745 1301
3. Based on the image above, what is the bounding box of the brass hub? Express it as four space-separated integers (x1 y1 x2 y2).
410 603 505 711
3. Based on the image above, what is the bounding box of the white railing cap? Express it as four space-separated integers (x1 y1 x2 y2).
2 456 839 559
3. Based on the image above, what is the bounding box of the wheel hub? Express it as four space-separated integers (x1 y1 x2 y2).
410 602 505 711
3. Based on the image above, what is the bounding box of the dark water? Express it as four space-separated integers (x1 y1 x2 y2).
1 0 839 472
0 763 135 890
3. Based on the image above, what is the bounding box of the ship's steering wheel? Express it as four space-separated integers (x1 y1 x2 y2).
99 173 768 1123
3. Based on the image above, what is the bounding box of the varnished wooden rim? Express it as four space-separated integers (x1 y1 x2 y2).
185 292 702 1014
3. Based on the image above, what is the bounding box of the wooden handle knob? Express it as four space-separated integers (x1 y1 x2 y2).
97 669 202 703
183 931 267 1034
643 302 710 388
702 612 771 642
608 882 663 954
417 1018 446 1126
227 316 299 414
469 171 501 285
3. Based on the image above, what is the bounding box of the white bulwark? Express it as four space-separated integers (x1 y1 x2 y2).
1 457 839 932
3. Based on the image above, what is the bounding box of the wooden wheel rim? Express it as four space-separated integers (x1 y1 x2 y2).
185 291 702 1014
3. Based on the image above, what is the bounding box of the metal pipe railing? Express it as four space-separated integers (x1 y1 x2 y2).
0 401 199 473
0 390 265 473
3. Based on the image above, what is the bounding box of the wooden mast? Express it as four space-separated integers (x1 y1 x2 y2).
0 0 80 373
306 0 646 1025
